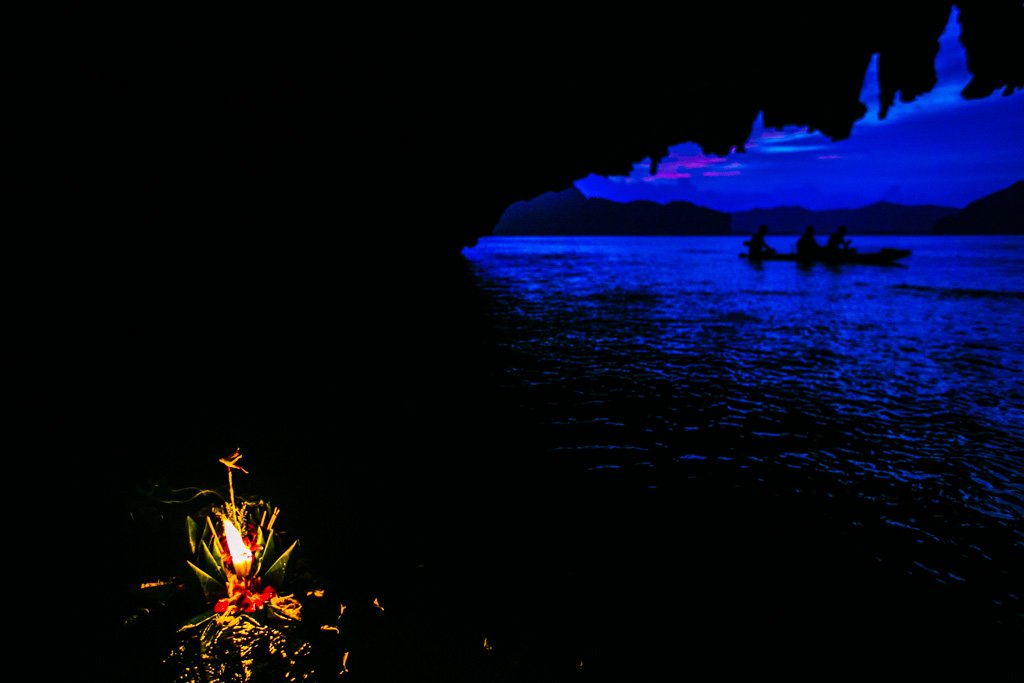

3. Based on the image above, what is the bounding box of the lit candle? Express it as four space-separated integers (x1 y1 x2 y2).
222 516 253 578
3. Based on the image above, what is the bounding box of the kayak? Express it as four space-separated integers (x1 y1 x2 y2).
740 248 911 265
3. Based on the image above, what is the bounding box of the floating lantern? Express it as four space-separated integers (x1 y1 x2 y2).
136 449 350 680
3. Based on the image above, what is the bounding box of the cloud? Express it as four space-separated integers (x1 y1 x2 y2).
758 144 830 154
756 127 810 140
572 5 1022 213
747 124 830 154
670 155 729 170
575 173 698 203
642 171 692 181
612 149 738 183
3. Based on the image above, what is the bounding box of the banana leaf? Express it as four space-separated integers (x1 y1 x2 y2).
207 525 226 569
187 561 225 602
262 540 298 588
200 539 227 581
257 530 276 576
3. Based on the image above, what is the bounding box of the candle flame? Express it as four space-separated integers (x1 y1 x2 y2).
222 516 253 578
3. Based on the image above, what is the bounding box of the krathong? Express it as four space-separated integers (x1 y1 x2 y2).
181 449 300 626
129 449 350 682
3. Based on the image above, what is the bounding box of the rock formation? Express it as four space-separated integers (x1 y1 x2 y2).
64 2 1022 259
493 187 730 235
933 180 1024 233
732 202 959 234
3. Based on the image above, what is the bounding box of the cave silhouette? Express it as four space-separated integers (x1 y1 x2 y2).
67 3 1021 257
49 4 1024 679
58 2 1021 422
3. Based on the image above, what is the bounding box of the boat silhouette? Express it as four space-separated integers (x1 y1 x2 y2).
740 248 911 265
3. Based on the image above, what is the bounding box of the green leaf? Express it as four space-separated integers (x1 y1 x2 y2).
261 540 298 587
200 540 227 581
187 516 201 556
207 530 226 569
257 530 276 576
187 561 225 602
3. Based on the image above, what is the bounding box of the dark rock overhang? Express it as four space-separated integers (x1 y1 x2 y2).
67 2 1022 258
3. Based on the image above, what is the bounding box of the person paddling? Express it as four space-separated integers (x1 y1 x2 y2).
745 225 776 257
825 225 853 254
796 225 821 259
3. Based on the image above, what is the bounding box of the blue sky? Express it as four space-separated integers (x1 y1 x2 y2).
575 9 1024 211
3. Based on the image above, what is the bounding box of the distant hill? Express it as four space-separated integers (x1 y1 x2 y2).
731 202 958 235
933 181 1024 234
492 184 1024 237
493 187 731 235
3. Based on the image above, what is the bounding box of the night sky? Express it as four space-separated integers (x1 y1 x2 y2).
576 9 1024 212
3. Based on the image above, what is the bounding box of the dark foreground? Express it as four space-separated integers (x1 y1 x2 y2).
88 258 1019 681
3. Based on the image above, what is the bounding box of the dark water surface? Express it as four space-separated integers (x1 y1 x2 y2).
466 236 1023 519
462 236 1024 657
111 235 1022 680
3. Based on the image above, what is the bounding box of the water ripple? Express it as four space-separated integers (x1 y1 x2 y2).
467 235 1024 618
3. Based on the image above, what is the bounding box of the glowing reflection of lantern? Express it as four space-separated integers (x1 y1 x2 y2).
222 516 253 578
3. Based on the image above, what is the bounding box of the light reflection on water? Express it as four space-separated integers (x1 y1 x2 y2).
465 235 1024 607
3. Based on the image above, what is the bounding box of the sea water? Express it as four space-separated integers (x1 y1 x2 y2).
464 234 1024 622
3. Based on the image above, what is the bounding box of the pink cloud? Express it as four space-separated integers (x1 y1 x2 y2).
643 171 693 181
673 155 729 170
817 154 842 160
702 171 742 177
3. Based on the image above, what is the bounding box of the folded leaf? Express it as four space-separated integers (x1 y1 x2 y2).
257 530 276 576
262 540 298 587
200 540 227 581
187 561 225 602
207 527 226 569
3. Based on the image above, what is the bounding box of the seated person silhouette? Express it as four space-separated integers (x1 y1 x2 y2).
796 225 820 259
745 225 776 257
825 225 853 254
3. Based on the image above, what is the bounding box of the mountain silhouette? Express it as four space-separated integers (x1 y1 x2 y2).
732 202 958 235
493 187 730 236
491 189 975 236
491 185 1024 237
933 181 1024 234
